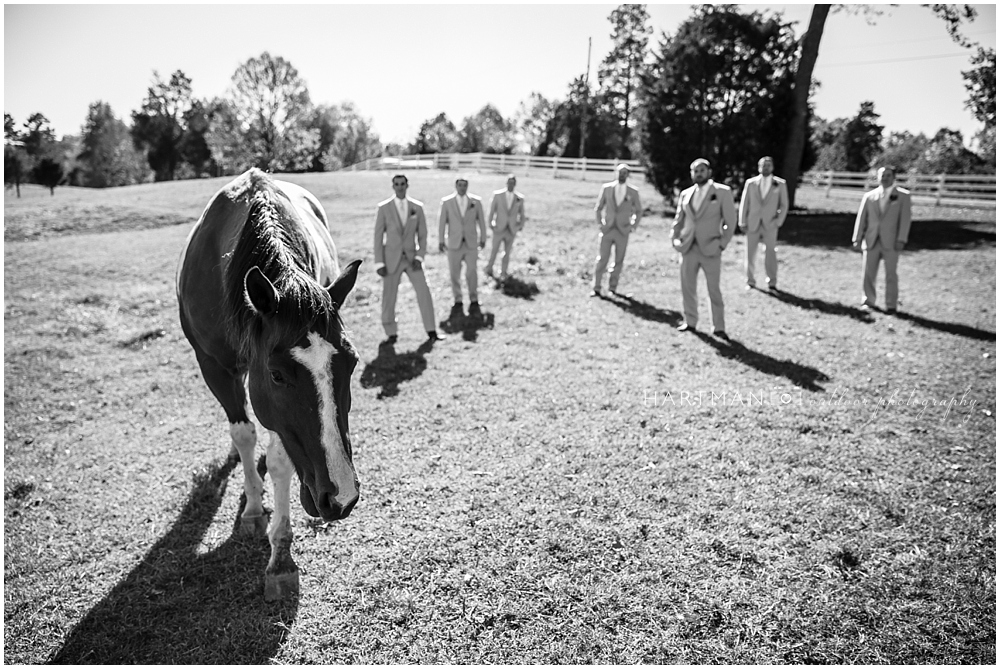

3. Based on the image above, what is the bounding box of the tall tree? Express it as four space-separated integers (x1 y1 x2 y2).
458 104 515 154
843 101 883 171
597 4 652 159
309 102 381 171
4 113 30 197
538 76 617 159
131 70 194 181
33 157 64 195
408 113 460 154
638 6 799 198
226 52 318 171
21 112 56 158
78 101 150 187
782 4 978 207
512 92 555 155
203 98 257 176
962 46 996 128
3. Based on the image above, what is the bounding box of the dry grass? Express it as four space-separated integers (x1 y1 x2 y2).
4 172 995 663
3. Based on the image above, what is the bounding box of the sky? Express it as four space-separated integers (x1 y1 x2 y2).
4 3 997 148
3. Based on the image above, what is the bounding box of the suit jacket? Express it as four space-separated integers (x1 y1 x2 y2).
487 189 526 233
672 181 737 256
439 193 487 250
595 181 642 233
852 186 912 250
373 196 427 275
739 175 788 232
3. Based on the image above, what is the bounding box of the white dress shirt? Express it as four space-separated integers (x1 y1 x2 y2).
615 183 627 205
878 185 896 214
760 175 773 198
396 197 408 223
506 191 514 209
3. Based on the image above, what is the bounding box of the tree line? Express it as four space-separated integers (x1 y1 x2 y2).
4 4 995 203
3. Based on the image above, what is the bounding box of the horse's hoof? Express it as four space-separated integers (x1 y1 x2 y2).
240 514 268 536
264 569 299 601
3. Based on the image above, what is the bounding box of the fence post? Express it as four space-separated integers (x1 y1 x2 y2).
825 170 833 197
935 173 946 206
581 157 587 181
552 157 559 179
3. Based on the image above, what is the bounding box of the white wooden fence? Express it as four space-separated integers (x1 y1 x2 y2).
342 152 645 182
801 170 996 207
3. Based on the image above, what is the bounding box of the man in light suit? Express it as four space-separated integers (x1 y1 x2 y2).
438 176 487 316
739 156 788 292
672 158 737 339
592 164 643 297
373 174 443 343
852 165 912 314
486 174 526 280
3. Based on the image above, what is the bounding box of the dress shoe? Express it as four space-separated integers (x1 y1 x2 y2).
885 307 898 315
768 285 778 293
677 323 696 332
713 330 730 340
469 301 482 316
590 289 602 298
382 334 398 345
745 284 756 291
610 289 632 298
859 302 874 312
426 330 447 341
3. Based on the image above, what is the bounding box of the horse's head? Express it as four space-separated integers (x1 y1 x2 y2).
241 258 363 522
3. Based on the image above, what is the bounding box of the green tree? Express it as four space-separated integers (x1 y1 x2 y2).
78 101 150 187
33 156 64 195
409 113 460 154
597 4 652 159
917 128 988 173
131 70 194 181
310 102 381 171
21 112 56 158
638 6 799 198
512 92 555 155
226 52 318 171
962 46 996 128
5 113 30 196
538 76 617 159
458 104 515 154
876 131 930 172
203 98 257 176
843 101 883 171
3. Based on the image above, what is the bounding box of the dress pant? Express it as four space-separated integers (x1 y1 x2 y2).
862 238 899 309
448 241 479 303
745 223 778 288
593 227 630 291
381 259 436 336
487 228 516 276
680 244 725 331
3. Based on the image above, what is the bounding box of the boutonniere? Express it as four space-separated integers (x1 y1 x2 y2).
710 193 717 201
889 194 898 202
409 208 417 216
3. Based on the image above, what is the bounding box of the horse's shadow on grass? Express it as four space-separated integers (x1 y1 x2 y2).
51 458 297 664
439 306 496 342
692 331 831 392
764 288 875 323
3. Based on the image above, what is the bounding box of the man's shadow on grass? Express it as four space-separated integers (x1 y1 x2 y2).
51 458 297 664
692 331 831 392
763 288 875 323
438 305 495 342
891 310 996 341
602 293 684 326
360 339 433 399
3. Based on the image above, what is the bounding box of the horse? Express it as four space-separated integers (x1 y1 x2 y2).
176 168 362 601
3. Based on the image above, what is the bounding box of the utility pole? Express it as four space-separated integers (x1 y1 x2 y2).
579 36 591 159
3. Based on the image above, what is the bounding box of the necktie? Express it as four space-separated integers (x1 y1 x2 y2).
616 184 625 205
761 178 771 199
879 189 889 215
397 199 407 223
506 192 513 209
459 196 467 215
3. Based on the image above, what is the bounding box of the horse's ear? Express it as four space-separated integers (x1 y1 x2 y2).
244 266 279 316
328 259 362 309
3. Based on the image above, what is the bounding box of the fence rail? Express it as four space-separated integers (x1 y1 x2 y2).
342 152 645 182
801 170 996 207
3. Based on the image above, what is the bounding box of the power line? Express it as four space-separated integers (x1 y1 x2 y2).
817 52 971 68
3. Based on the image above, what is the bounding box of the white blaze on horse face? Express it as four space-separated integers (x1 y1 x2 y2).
289 332 357 505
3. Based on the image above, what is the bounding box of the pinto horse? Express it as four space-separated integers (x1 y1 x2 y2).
177 169 361 600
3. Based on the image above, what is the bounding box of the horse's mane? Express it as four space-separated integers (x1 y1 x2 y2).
224 170 338 361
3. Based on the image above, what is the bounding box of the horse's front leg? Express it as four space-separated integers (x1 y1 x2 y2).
230 421 267 535
264 430 299 601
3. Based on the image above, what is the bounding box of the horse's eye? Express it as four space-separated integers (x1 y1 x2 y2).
270 370 285 385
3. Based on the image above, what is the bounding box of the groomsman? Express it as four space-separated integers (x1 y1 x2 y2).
592 164 643 297
852 165 912 314
672 158 737 338
739 156 788 292
373 174 443 343
486 174 527 280
439 176 487 316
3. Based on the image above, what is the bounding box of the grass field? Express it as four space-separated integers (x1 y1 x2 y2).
4 172 996 664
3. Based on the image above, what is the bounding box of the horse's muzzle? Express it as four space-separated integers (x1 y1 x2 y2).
300 480 359 520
